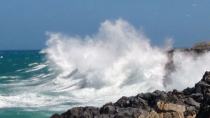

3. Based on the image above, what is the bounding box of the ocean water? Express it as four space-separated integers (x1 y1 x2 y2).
0 51 57 118
0 50 49 118
1 19 210 118
0 49 166 117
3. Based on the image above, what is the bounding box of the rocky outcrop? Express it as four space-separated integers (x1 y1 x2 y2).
164 42 210 86
50 71 210 118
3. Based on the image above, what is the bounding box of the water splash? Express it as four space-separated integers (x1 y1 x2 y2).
0 19 210 113
43 19 169 102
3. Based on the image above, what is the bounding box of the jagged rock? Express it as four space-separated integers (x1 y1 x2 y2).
50 71 210 118
156 101 185 118
138 111 186 118
184 98 200 108
52 107 100 118
156 101 185 113
190 93 203 103
100 103 116 114
197 71 210 118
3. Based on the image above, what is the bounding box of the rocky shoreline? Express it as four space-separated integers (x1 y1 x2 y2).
50 71 210 118
50 44 210 118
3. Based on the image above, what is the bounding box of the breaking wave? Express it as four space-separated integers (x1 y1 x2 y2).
1 19 210 112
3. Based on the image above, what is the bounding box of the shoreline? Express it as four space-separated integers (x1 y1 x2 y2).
51 71 210 118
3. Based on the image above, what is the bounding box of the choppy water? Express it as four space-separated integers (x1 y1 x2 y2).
0 51 51 118
1 19 210 118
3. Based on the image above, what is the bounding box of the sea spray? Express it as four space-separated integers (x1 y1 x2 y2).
43 19 169 102
0 19 210 113
166 50 210 90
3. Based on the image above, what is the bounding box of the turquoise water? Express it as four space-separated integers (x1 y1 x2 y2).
0 108 52 118
0 50 105 118
0 51 58 118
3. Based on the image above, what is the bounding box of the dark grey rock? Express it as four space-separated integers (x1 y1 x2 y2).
50 72 210 118
185 97 200 108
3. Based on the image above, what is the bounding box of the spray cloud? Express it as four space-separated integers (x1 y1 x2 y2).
1 19 209 110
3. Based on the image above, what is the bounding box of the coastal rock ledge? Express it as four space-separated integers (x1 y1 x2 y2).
51 71 210 118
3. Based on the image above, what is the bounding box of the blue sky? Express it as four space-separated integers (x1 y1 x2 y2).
0 0 210 50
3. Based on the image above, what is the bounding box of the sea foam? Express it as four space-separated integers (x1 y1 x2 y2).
1 19 210 111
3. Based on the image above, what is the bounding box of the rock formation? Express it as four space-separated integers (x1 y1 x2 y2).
51 71 210 118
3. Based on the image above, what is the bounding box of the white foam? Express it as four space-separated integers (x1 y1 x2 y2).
43 19 169 104
28 62 39 67
25 64 47 73
0 76 20 79
1 19 210 112
166 51 210 90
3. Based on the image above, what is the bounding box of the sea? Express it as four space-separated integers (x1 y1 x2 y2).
0 49 164 118
1 19 210 118
0 50 56 118
1 50 155 118
0 49 165 118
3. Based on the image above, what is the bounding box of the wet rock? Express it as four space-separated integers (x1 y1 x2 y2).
51 114 62 118
190 93 203 103
50 71 210 118
202 71 210 84
197 102 210 118
183 87 195 95
60 107 100 118
100 103 116 114
184 98 200 108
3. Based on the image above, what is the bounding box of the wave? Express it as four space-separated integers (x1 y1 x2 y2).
43 19 169 103
0 19 210 112
25 64 47 73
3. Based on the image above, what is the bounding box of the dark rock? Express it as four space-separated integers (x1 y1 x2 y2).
51 114 62 118
190 93 203 103
197 104 210 118
184 97 200 108
183 87 195 95
50 71 210 118
201 71 210 84
60 107 100 118
100 103 116 114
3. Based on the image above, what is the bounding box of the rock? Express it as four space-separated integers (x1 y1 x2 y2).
190 93 203 103
139 111 185 118
183 87 195 95
156 101 185 118
184 98 200 108
192 42 210 51
201 71 210 84
50 71 210 118
160 112 183 118
100 103 116 114
138 111 159 118
197 104 210 118
51 114 62 118
156 101 186 113
60 107 100 118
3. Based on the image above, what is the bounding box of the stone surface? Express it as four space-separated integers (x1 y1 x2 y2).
50 71 210 118
156 101 186 113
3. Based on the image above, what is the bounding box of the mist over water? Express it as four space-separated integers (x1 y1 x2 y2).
43 19 210 105
0 19 210 114
166 50 210 90
44 19 168 101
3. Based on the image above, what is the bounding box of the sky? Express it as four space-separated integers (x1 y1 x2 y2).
0 0 210 50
